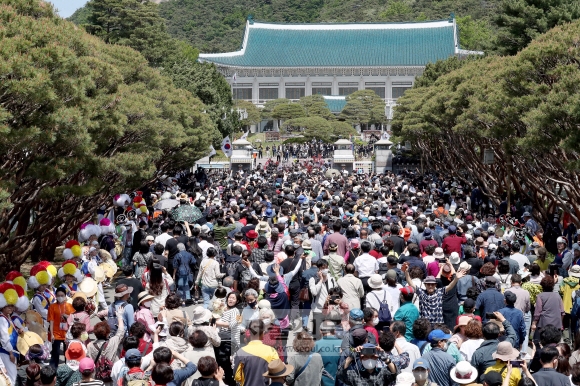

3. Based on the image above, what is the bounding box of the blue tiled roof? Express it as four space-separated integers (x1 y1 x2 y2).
199 20 457 68
324 97 347 113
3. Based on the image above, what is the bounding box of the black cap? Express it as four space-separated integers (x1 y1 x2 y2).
482 372 503 386
463 298 476 309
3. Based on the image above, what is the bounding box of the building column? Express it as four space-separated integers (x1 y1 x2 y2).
253 76 259 104
306 76 312 96
332 76 338 95
279 76 284 100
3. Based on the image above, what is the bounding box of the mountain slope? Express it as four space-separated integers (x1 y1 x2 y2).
70 0 499 53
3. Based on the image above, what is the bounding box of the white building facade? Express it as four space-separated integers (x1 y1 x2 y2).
199 16 479 132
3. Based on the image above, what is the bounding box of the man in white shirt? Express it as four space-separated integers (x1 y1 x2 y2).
384 270 403 315
390 320 420 373
353 240 379 294
509 242 530 270
198 231 214 261
154 223 172 247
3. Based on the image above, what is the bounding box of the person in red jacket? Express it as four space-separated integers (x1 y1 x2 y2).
442 225 467 255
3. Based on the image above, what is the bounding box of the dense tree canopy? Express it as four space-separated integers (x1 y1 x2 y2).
0 0 216 271
392 19 580 222
70 0 501 53
341 90 386 130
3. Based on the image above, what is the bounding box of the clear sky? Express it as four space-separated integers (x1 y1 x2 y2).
47 0 88 18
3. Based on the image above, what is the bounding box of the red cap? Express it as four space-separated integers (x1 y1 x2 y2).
246 230 258 239
400 286 415 296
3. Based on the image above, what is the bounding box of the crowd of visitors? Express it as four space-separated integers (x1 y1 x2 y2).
2 155 580 386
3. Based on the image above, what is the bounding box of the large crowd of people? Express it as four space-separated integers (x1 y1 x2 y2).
3 154 580 386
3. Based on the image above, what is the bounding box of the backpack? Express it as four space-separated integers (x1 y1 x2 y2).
225 260 240 278
370 291 392 323
378 263 390 276
122 370 150 386
94 341 113 382
107 301 128 338
65 313 88 342
239 268 253 291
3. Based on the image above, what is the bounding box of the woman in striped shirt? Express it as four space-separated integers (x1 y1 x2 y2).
214 291 241 386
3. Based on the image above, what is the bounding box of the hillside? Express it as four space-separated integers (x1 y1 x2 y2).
70 0 499 53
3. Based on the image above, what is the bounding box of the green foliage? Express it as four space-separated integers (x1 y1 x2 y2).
110 0 503 53
340 90 386 129
84 0 176 67
456 15 494 51
495 0 580 55
272 103 306 126
0 0 216 268
235 100 261 128
261 99 292 120
391 19 580 221
379 1 413 21
68 5 91 24
298 95 335 120
162 61 236 138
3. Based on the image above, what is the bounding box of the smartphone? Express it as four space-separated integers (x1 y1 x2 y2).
382 326 390 333
485 312 497 320
510 360 522 367
331 295 340 302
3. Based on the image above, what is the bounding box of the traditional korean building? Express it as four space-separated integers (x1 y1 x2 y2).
199 16 480 132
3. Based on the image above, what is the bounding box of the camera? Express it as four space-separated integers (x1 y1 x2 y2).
485 312 497 320
361 347 377 356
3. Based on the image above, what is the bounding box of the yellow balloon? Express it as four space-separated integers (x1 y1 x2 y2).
36 271 50 285
4 289 17 305
71 245 82 258
12 277 26 289
46 265 57 278
63 264 76 276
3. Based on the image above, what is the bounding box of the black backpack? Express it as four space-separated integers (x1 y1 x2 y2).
225 260 240 278
378 263 390 276
370 291 392 323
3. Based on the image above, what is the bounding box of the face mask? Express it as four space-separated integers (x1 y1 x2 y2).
372 318 379 326
321 269 329 275
413 370 428 381
442 342 449 351
57 296 66 303
142 301 151 308
554 218 559 223
262 319 271 326
80 332 89 341
248 301 257 308
362 358 377 370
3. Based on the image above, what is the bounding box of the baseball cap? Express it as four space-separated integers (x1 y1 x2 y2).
386 270 397 280
448 225 457 233
428 329 452 342
463 298 476 309
125 349 142 362
399 286 414 296
485 276 497 284
349 309 364 321
79 357 95 373
412 358 430 370
145 235 154 241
